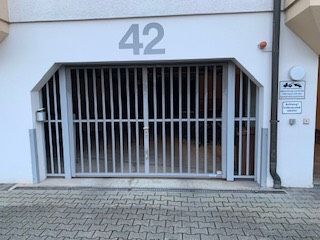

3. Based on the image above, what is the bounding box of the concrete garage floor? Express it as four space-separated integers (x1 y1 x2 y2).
1 187 320 239
15 178 261 191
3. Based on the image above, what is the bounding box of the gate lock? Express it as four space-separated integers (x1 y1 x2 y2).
36 108 46 122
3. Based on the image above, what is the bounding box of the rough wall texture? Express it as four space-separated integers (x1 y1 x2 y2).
8 0 273 23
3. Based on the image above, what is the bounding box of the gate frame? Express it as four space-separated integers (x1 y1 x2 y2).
31 60 261 182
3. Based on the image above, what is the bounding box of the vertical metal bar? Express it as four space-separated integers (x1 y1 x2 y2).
161 67 166 173
212 66 217 174
45 82 54 174
195 66 199 174
238 71 243 176
52 75 61 174
178 67 182 174
59 67 73 179
170 67 174 173
76 70 84 173
204 66 208 174
117 68 124 173
109 69 116 173
153 67 158 173
222 64 228 178
84 69 92 173
143 68 150 173
187 67 191 173
134 68 140 172
93 69 100 173
246 78 251 176
66 68 75 177
101 69 108 173
226 63 235 181
126 68 132 173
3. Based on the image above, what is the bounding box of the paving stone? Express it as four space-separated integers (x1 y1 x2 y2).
128 232 147 239
183 233 201 240
110 231 130 238
58 230 78 238
0 188 320 240
41 229 61 237
92 230 112 238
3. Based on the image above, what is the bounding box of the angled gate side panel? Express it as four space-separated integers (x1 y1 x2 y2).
59 67 73 179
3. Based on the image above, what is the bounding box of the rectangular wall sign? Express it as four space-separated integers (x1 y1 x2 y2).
279 81 305 99
282 101 302 114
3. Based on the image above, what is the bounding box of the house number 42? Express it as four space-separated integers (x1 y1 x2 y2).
119 23 165 55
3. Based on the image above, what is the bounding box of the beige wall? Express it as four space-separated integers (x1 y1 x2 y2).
0 0 8 42
0 0 8 21
285 0 320 54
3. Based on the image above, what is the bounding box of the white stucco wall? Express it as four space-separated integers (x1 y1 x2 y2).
0 12 272 183
277 16 319 188
0 11 318 187
7 0 273 23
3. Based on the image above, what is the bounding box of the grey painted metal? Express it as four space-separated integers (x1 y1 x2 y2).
187 67 191 173
52 76 61 174
32 90 47 181
270 0 282 189
73 118 222 123
254 87 260 183
29 129 40 183
226 63 235 181
238 71 243 176
170 67 174 173
195 67 199 174
109 69 116 173
117 68 124 173
204 66 208 174
46 173 65 177
233 175 255 179
66 68 76 177
44 63 254 179
45 83 54 174
246 79 251 176
260 128 268 187
134 68 140 173
212 66 217 173
161 67 166 173
93 70 100 173
153 68 158 173
75 173 222 178
84 70 92 173
233 71 256 178
126 68 132 173
40 63 260 181
59 67 72 179
101 69 108 173
178 67 183 174
143 68 150 174
221 64 228 178
76 69 84 173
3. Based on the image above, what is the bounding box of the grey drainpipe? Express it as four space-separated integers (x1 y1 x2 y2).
270 0 282 189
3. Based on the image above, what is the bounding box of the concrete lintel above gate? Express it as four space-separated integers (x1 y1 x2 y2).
0 0 9 43
285 0 320 54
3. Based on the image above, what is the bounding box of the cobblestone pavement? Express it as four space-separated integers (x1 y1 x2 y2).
1 187 320 240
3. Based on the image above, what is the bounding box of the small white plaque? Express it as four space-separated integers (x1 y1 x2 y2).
282 101 302 114
279 81 305 99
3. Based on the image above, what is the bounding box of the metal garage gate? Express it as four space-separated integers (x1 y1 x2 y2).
41 63 257 179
